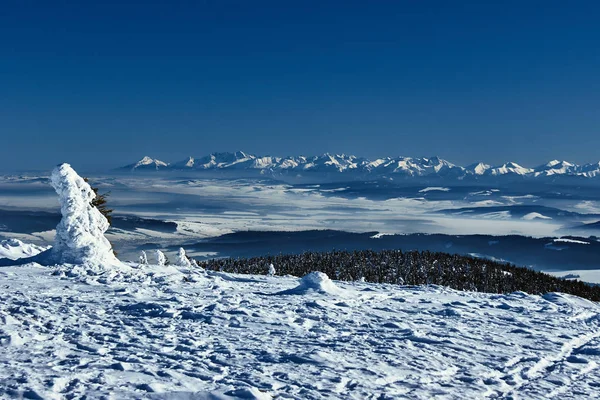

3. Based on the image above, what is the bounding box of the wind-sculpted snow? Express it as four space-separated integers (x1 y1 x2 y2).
46 163 120 267
177 247 192 268
274 271 342 295
1 264 600 399
0 164 125 274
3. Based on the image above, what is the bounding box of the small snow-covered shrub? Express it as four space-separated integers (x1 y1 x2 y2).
156 250 166 267
139 251 148 266
177 248 191 268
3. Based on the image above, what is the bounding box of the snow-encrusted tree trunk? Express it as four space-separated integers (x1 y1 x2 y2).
156 250 166 266
48 163 119 266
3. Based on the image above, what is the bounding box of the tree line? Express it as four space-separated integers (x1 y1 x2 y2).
199 249 600 301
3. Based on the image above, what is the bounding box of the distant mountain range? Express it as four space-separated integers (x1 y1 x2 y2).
120 152 600 181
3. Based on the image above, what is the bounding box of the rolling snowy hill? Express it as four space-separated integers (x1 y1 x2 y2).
119 152 600 181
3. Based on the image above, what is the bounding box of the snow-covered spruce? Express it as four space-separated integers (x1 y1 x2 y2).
177 247 191 268
156 250 166 266
200 250 600 301
268 263 276 276
139 250 148 266
41 163 120 267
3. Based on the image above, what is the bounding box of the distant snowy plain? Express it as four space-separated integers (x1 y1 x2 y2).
2 175 593 240
1 174 600 278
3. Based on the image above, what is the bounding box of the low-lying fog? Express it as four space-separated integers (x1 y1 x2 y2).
1 174 600 278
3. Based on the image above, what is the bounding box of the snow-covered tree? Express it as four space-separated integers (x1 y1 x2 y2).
177 247 191 268
155 250 166 266
83 177 113 225
47 163 119 266
268 263 276 276
139 250 148 266
189 257 205 272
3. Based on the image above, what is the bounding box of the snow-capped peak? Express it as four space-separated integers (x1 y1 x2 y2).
184 157 195 168
533 160 577 177
124 156 169 171
119 153 600 181
0 239 50 261
466 162 492 175
489 162 533 176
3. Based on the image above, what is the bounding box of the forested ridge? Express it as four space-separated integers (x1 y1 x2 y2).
200 249 600 301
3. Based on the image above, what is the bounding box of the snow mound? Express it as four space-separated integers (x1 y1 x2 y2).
276 271 342 295
301 271 333 289
45 163 120 267
0 239 50 260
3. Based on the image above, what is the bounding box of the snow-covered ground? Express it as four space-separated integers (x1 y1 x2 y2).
1 263 599 399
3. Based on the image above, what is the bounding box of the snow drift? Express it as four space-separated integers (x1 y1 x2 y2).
275 271 342 295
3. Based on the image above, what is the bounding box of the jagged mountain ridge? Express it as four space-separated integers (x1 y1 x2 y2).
121 152 600 179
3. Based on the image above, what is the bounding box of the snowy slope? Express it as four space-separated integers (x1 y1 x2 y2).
122 156 169 171
121 153 600 180
0 239 49 260
1 262 599 399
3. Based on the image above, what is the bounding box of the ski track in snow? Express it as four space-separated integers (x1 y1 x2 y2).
1 265 600 399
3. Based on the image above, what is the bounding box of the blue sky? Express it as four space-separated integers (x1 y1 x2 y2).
1 1 600 171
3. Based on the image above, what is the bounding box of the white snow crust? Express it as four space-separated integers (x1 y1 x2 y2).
0 264 599 398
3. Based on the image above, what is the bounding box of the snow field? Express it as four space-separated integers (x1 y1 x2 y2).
1 264 599 399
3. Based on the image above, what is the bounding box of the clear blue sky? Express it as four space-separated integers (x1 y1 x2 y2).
2 1 600 171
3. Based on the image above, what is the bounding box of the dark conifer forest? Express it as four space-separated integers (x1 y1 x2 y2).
199 249 600 301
